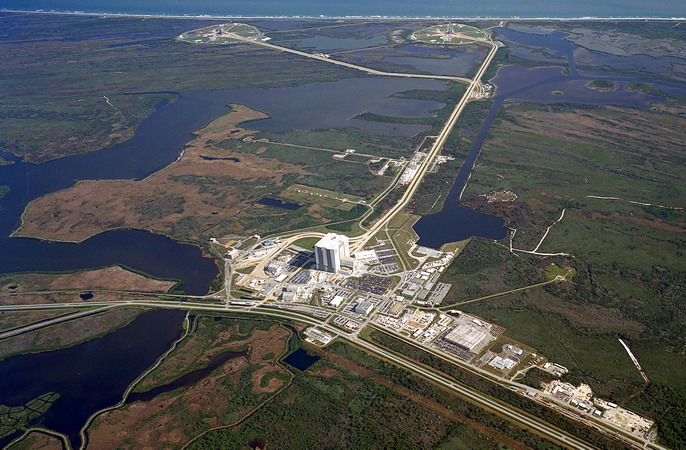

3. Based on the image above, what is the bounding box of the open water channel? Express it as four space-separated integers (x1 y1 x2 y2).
413 26 686 248
0 74 444 446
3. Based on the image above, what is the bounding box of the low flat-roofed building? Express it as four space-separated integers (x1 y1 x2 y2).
329 295 345 307
488 355 517 371
354 250 376 261
340 257 359 272
445 323 490 352
355 301 374 315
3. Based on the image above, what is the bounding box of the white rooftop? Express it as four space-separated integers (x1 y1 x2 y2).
445 323 490 351
316 233 349 250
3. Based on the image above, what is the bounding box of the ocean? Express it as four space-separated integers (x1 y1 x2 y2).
1 0 684 18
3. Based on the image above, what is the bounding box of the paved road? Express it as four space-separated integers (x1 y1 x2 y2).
228 33 473 84
0 305 114 340
350 41 499 253
0 298 605 449
0 30 663 450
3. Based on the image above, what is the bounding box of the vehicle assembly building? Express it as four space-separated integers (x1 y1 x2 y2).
315 233 350 273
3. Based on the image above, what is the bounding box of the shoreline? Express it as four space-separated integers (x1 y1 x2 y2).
2 9 685 21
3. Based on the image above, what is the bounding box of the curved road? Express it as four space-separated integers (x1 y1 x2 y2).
350 41 499 253
228 33 474 84
0 298 634 450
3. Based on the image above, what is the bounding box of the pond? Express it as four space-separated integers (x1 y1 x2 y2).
282 348 320 371
126 349 248 404
257 197 303 210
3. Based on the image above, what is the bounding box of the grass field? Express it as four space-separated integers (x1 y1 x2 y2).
280 184 365 211
292 237 320 250
454 99 686 447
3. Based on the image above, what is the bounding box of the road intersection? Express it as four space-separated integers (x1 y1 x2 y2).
0 27 663 450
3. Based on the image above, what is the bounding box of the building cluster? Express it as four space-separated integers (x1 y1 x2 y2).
395 247 455 305
541 361 569 377
476 343 533 376
221 228 659 443
543 381 655 438
398 151 426 185
315 233 354 273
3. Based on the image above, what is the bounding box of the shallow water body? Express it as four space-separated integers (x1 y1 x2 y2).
0 309 186 449
0 77 445 290
413 25 685 248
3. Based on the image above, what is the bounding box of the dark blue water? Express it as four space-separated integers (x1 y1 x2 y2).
282 348 319 371
0 309 186 449
126 349 247 404
199 155 240 162
245 19 322 30
414 99 508 248
414 26 685 249
294 33 388 51
257 197 303 210
0 94 225 295
2 0 683 18
384 53 481 77
1 77 447 293
216 77 446 136
396 44 456 56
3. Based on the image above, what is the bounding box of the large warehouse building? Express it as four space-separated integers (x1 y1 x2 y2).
315 233 350 273
444 322 492 353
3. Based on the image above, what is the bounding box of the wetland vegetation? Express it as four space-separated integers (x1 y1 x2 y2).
2 13 686 449
445 23 686 446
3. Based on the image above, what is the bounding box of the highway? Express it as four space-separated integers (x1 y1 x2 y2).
219 38 498 260
0 29 661 450
0 305 114 340
1 292 666 449
0 298 604 449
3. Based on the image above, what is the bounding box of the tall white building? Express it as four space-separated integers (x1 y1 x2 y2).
315 233 350 273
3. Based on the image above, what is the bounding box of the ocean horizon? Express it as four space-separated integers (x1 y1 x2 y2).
1 0 684 19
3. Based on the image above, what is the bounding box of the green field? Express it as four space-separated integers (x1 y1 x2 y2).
280 184 365 211
0 393 60 440
453 99 686 447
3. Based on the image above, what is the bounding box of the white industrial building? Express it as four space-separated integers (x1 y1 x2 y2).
315 233 350 273
445 323 491 352
329 295 345 307
354 301 374 316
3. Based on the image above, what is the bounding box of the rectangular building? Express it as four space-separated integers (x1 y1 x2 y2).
444 323 491 352
354 301 374 316
315 233 350 273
